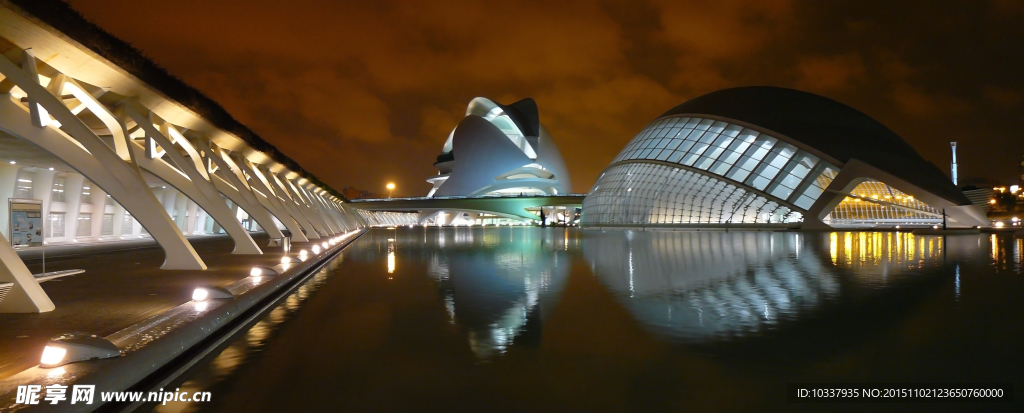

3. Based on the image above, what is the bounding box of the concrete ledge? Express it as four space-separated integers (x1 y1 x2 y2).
0 229 365 411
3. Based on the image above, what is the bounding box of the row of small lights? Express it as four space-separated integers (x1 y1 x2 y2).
40 233 351 369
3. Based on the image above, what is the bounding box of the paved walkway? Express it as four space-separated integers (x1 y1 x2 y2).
0 233 322 380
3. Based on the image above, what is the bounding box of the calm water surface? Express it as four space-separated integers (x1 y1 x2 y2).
153 228 1024 412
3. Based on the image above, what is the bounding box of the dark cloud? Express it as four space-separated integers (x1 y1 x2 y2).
66 0 1024 194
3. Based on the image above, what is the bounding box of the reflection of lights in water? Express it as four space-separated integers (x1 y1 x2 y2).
830 232 838 264
991 234 999 263
211 345 244 377
247 320 270 346
444 296 456 324
1017 239 1023 269
584 231 951 342
844 232 852 265
628 248 634 297
955 264 960 300
387 238 396 274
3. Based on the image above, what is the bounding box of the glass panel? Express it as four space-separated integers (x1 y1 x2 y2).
48 212 65 238
122 214 135 236
51 177 66 203
76 215 92 237
101 214 114 236
581 162 803 226
81 181 93 204
14 170 33 199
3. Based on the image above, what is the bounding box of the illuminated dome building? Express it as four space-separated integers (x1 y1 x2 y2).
426 97 572 198
582 87 988 229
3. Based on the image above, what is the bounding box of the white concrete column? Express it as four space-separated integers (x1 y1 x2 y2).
261 169 322 238
111 201 125 238
185 200 198 235
160 188 177 219
0 164 21 237
173 192 188 230
31 170 55 240
63 173 84 239
235 160 310 242
0 231 54 312
89 184 106 237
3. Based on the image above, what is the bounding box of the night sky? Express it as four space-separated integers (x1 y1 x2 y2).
65 0 1024 196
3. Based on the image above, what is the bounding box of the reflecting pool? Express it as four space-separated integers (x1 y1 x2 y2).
152 228 1024 412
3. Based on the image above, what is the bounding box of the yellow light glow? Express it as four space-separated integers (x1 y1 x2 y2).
281 256 292 264
388 251 396 274
195 301 209 312
995 222 1005 228
312 245 321 254
386 183 395 190
40 346 67 366
192 288 209 301
990 199 997 204
250 267 263 277
322 242 328 248
252 276 262 284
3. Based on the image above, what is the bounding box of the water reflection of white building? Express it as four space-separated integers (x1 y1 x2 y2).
426 227 573 358
582 230 950 342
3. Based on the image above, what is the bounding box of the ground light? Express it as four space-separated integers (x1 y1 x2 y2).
312 245 321 254
322 241 329 249
250 266 279 277
281 256 292 265
192 286 234 302
39 333 120 368
298 249 309 261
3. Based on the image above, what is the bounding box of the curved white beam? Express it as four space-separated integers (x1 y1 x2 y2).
194 140 286 240
0 52 205 270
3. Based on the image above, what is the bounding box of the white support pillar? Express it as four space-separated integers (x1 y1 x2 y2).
123 106 264 253
196 140 285 240
271 174 329 236
235 158 312 242
0 52 206 269
185 200 198 235
30 169 55 240
0 231 54 312
89 184 106 238
159 188 176 219
173 192 188 230
261 169 323 238
0 164 20 238
111 201 125 238
62 173 84 239
299 184 340 234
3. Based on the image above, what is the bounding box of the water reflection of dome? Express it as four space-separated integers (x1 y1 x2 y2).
426 228 572 358
583 231 947 342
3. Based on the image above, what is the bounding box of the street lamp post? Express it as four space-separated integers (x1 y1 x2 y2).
386 182 395 199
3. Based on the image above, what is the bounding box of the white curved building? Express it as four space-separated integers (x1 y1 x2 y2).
426 98 572 197
582 87 988 229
